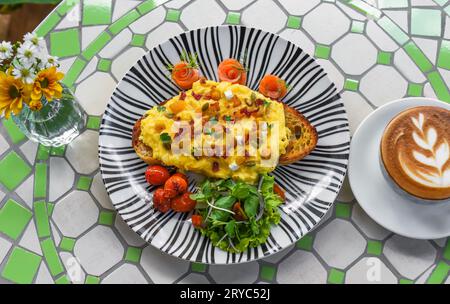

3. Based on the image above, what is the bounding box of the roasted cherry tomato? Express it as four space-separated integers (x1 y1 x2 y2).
164 175 188 198
273 184 286 202
232 202 247 221
191 214 203 228
171 172 189 185
145 165 170 186
171 192 197 213
153 187 171 213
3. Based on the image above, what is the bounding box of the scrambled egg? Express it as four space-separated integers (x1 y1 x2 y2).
140 80 290 183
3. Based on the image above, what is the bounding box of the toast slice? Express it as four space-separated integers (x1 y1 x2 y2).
132 105 317 166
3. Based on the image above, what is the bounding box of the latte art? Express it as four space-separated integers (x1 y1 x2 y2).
381 106 450 201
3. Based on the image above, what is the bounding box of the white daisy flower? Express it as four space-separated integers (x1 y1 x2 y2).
23 32 46 50
17 42 39 66
0 41 13 60
12 61 36 84
39 54 59 69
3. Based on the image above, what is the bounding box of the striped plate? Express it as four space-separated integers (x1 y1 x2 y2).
99 25 350 264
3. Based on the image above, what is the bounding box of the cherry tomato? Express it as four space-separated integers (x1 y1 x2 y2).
145 165 170 186
232 202 247 221
273 184 286 202
153 187 171 213
191 214 203 228
172 172 189 185
171 193 197 212
164 175 188 198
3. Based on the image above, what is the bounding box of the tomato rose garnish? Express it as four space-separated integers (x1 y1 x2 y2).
259 74 288 100
218 59 247 85
171 193 197 213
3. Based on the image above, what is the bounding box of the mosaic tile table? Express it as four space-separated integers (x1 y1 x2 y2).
0 0 449 284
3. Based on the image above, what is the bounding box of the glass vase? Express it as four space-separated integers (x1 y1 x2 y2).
12 84 87 147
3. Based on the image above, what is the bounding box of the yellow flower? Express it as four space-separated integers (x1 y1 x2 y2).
29 99 43 111
0 71 30 119
31 67 64 102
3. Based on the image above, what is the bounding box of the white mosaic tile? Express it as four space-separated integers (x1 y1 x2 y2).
337 176 355 203
66 130 100 174
360 65 408 107
241 0 287 33
340 91 374 135
209 262 259 283
336 1 367 21
277 250 327 284
74 226 124 276
145 22 184 51
384 235 437 279
432 238 447 248
445 16 450 39
413 37 438 63
114 217 146 247
112 0 141 22
366 20 399 52
166 0 192 9
76 57 98 84
278 29 315 56
316 59 345 90
19 140 37 164
35 262 54 284
438 67 450 85
384 10 408 32
423 82 438 99
415 265 434 284
346 257 397 284
302 3 350 44
112 47 147 80
332 33 377 75
278 0 320 15
18 221 42 255
314 219 366 269
178 273 210 284
0 237 12 264
219 0 255 11
130 6 166 34
262 244 294 264
15 175 34 208
181 0 226 30
102 263 148 284
53 191 99 238
60 252 86 284
394 48 427 83
55 3 81 29
99 29 133 59
51 222 61 246
49 157 75 202
91 172 114 210
81 26 108 50
0 133 8 156
351 203 391 240
76 73 116 116
412 0 438 5
58 57 77 74
140 245 190 283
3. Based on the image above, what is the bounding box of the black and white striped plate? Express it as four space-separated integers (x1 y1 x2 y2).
99 26 350 264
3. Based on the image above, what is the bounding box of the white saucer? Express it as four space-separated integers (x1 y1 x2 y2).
348 97 450 240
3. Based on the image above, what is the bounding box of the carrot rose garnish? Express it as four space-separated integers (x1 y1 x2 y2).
218 58 247 85
259 74 288 100
168 52 200 90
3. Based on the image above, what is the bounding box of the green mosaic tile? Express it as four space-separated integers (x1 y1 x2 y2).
287 16 301 29
34 163 47 199
82 32 112 61
37 145 50 161
428 71 450 103
399 278 414 284
1 247 41 284
411 8 442 37
166 9 181 22
50 145 66 156
367 240 383 256
296 234 313 251
125 247 142 263
0 199 32 240
351 20 365 33
377 17 409 45
407 83 423 97
98 211 115 226
50 29 81 58
444 239 450 260
87 116 101 130
437 40 450 70
137 0 157 14
62 58 87 87
0 152 31 191
344 79 359 91
226 12 241 25
131 34 146 47
346 0 382 19
47 202 55 217
2 119 26 144
109 9 140 35
260 264 276 281
82 0 112 25
426 262 449 284
328 268 345 284
315 44 331 59
59 237 76 252
34 201 51 238
40 238 64 276
56 0 80 15
404 41 433 73
85 275 100 284
55 275 71 284
191 262 207 273
335 203 351 218
377 51 392 65
35 13 61 37
97 58 112 72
